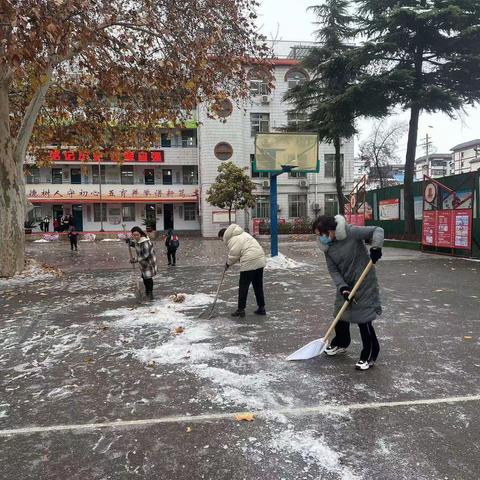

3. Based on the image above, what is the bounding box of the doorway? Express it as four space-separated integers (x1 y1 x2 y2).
72 204 83 232
145 204 156 230
163 204 174 230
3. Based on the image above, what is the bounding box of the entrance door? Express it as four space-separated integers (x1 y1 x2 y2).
163 204 174 230
162 169 173 185
72 204 83 232
145 204 156 230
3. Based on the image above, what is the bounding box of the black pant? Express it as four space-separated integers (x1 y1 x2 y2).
143 278 153 295
238 268 265 310
69 237 78 250
167 249 177 265
44 222 49 232
331 320 380 362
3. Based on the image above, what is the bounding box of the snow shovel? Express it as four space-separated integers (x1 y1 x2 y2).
123 224 145 303
198 264 228 319
286 260 374 361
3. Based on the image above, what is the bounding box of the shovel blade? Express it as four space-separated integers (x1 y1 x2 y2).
286 338 327 361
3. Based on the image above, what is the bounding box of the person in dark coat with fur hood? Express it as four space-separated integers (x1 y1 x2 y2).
127 226 158 301
313 215 384 370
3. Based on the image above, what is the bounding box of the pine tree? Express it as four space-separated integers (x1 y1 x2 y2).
357 0 480 235
285 0 388 215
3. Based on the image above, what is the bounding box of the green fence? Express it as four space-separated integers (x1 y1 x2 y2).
364 171 480 259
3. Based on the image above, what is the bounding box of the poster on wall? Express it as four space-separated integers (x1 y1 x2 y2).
422 211 437 246
379 199 400 220
453 209 472 249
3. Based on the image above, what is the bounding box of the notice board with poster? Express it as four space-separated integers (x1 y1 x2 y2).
379 198 400 220
421 175 474 252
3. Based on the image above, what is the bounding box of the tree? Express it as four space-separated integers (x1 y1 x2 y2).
284 0 389 215
358 120 407 188
206 162 257 224
356 0 480 235
0 0 268 277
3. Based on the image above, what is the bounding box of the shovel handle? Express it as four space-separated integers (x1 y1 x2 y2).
323 260 374 342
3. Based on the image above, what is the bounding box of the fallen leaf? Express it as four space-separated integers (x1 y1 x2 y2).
186 427 192 433
174 326 185 335
463 336 473 340
235 412 255 422
85 357 94 363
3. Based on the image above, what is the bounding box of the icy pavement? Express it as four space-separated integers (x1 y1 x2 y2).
0 238 479 479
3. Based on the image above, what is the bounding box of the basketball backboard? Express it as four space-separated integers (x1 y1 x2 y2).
253 133 319 173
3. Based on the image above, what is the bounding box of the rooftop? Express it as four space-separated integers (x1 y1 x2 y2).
450 139 480 152
415 153 452 163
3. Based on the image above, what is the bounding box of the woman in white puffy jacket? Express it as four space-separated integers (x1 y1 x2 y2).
218 224 267 318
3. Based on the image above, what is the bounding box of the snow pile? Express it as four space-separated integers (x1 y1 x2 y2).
33 239 49 243
80 233 96 242
0 259 63 286
101 238 120 242
43 233 59 242
266 252 307 270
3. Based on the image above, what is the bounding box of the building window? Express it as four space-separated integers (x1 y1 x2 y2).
121 165 134 185
287 112 307 129
181 129 197 148
144 168 155 185
285 69 308 89
93 203 107 222
288 194 307 218
121 203 135 222
161 133 171 147
92 165 106 184
182 166 198 185
184 204 196 221
324 154 344 178
248 67 269 96
325 194 339 216
250 154 269 178
253 196 270 218
250 113 270 137
288 171 307 178
71 168 82 185
51 168 63 184
26 167 40 184
214 142 233 161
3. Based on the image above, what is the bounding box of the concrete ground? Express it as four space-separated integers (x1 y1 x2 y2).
0 238 479 480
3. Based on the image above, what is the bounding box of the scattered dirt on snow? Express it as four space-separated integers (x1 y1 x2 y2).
0 258 63 286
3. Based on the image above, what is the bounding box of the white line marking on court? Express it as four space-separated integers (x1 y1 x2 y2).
1 394 479 437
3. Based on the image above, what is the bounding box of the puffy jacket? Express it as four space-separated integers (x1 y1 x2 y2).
223 224 266 272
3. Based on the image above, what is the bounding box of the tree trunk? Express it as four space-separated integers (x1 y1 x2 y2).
334 136 345 215
228 207 232 225
0 82 25 277
404 104 420 236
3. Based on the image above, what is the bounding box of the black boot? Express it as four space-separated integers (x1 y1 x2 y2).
231 309 245 318
147 291 154 302
254 307 266 315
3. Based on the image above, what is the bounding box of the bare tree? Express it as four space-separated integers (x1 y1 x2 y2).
358 121 407 188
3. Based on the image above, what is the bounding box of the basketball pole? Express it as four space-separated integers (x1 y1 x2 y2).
270 173 279 257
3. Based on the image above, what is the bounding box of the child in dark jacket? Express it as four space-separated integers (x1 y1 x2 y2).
165 229 179 266
68 226 78 251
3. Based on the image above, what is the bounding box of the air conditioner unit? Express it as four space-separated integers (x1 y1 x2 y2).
299 179 308 188
261 95 271 105
262 180 270 189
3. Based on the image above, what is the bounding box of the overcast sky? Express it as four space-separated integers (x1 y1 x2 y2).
257 0 480 158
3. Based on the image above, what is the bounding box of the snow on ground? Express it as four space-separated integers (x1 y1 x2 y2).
0 259 63 286
101 238 121 242
266 252 308 270
33 239 49 243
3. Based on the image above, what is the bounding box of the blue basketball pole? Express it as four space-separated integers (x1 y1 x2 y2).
270 173 279 257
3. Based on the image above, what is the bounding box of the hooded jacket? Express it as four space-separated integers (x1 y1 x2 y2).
317 215 384 324
223 224 267 272
132 236 157 279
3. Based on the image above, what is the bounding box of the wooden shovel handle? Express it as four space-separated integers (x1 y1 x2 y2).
323 260 374 342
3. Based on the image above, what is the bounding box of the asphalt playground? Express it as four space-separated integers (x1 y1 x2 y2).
0 238 478 479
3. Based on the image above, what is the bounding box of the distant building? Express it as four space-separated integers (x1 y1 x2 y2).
415 153 452 180
450 139 480 174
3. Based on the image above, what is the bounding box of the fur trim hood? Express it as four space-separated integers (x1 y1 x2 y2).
317 215 348 252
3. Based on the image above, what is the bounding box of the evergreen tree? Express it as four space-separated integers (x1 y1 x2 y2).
206 162 257 224
356 0 480 235
285 0 388 215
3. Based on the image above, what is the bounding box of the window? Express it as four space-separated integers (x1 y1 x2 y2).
181 129 197 148
162 169 173 185
288 194 307 218
285 69 307 89
93 203 107 222
325 194 339 216
92 165 106 184
122 203 135 222
251 154 269 178
26 167 40 184
121 165 134 185
288 171 307 178
249 80 269 96
182 166 198 185
250 113 270 137
51 168 63 184
214 142 233 161
184 204 196 221
161 133 171 147
144 169 155 185
71 168 82 185
253 196 270 218
324 154 344 178
287 112 307 129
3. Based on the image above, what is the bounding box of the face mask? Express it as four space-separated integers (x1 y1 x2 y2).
318 234 333 246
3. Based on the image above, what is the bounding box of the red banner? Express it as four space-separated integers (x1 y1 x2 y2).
48 149 164 163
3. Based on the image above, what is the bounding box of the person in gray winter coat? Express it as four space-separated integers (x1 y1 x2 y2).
314 214 384 370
